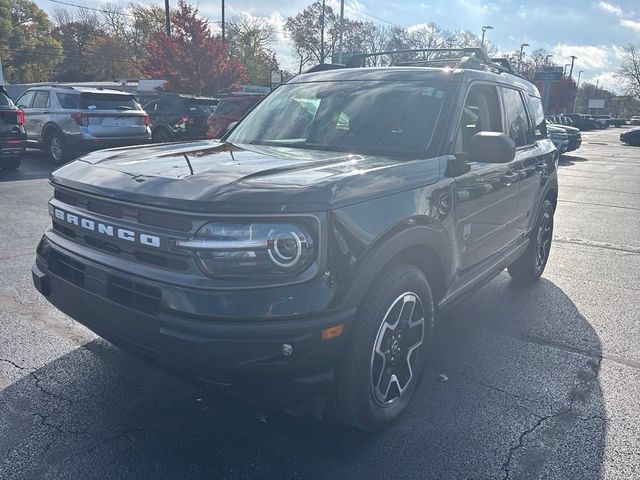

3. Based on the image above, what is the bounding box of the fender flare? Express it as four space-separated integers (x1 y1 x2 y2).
340 225 453 310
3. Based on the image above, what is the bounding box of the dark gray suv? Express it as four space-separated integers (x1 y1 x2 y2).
16 86 151 164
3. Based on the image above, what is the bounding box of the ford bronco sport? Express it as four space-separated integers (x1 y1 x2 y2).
32 48 558 431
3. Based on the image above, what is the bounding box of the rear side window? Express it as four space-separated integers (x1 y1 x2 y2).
215 99 241 115
80 93 141 111
528 96 547 140
501 88 534 147
16 91 35 109
57 93 80 109
32 91 50 108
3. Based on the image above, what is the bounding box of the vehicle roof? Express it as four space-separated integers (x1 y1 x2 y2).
141 92 218 101
27 86 134 95
288 66 541 98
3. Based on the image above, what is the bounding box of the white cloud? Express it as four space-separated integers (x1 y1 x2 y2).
620 19 640 33
586 71 623 93
596 1 623 16
551 44 611 70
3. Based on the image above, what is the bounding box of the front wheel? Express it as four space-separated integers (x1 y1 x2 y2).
0 156 21 171
328 263 435 431
508 200 554 283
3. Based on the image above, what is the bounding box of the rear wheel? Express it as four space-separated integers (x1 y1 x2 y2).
508 200 554 283
329 262 434 431
46 131 69 165
0 156 21 171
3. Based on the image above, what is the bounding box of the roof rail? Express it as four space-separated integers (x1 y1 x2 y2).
346 47 495 68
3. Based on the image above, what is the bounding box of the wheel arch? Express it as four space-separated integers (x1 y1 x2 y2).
341 225 452 310
42 122 62 141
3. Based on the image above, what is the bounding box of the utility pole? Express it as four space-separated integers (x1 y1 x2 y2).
337 0 345 64
320 0 326 63
569 55 577 78
518 43 529 73
164 0 170 36
221 0 225 42
572 70 584 113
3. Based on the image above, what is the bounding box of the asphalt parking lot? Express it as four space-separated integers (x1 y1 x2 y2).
0 128 639 479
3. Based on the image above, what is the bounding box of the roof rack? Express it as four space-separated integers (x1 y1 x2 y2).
342 48 519 77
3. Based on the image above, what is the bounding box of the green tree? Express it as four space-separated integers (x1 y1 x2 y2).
0 0 62 83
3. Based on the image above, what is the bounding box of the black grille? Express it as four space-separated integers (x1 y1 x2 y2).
48 251 85 287
107 275 161 315
87 200 124 219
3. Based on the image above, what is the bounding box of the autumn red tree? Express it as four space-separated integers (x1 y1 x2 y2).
142 0 245 95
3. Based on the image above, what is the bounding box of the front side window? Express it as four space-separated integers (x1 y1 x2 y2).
501 87 534 147
228 81 448 158
32 91 50 109
457 84 502 153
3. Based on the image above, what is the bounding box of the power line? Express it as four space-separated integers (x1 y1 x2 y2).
47 0 136 17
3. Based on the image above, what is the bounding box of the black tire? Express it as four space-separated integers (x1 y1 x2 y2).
328 262 435 431
152 128 173 143
0 156 21 171
46 131 69 165
508 199 554 283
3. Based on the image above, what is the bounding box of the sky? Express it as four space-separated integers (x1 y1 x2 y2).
36 0 640 92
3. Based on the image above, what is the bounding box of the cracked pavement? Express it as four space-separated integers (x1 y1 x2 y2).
0 130 639 479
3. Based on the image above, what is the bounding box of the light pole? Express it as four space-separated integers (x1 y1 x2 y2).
337 0 345 64
518 43 529 73
569 55 577 78
480 25 493 48
572 70 584 113
564 64 570 77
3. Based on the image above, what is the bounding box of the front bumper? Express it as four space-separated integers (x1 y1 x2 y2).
32 235 352 407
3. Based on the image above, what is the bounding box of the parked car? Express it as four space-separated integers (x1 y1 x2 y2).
563 113 598 131
558 115 575 127
0 86 27 171
32 49 558 431
546 118 581 152
206 94 264 139
630 116 640 125
609 117 627 127
15 86 151 164
140 93 219 143
620 127 640 146
595 115 611 129
547 123 569 154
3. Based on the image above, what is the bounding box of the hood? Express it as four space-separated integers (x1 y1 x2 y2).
51 141 442 213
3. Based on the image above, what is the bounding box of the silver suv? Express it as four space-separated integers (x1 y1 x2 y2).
16 86 151 164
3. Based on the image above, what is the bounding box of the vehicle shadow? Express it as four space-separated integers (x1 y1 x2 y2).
0 274 605 479
559 154 589 167
0 150 57 182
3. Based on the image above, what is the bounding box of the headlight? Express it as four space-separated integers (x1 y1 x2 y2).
174 221 315 278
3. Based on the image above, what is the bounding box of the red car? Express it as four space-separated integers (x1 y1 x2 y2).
206 95 264 139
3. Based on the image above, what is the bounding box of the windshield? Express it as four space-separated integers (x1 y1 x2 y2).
227 81 448 158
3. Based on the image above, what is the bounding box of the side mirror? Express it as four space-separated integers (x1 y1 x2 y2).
468 131 516 164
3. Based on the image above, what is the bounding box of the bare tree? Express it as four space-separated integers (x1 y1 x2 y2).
616 44 640 98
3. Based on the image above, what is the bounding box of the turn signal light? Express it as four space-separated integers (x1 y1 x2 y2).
321 324 344 340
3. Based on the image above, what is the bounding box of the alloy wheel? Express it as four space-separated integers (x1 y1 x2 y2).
370 292 425 406
536 211 553 269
